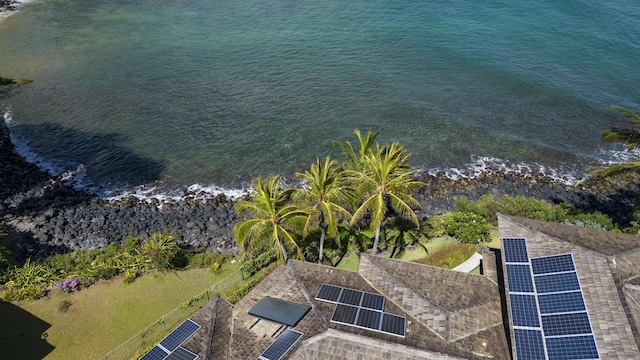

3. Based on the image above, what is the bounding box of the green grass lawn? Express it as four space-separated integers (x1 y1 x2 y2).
4 262 240 360
335 252 360 271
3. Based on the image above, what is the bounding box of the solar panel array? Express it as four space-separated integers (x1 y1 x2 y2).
315 284 406 337
502 238 600 360
139 319 201 360
258 328 303 360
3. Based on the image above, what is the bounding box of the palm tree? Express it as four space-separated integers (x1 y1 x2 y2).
333 129 379 170
346 142 425 255
294 157 352 264
592 106 640 176
234 175 313 264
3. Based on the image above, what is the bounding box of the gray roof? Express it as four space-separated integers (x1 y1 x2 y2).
186 252 511 359
498 214 640 358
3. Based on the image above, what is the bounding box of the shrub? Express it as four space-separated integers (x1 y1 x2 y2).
186 252 229 270
55 278 80 293
141 232 180 270
241 249 276 278
123 268 140 284
210 262 220 273
224 263 276 304
91 265 119 280
428 212 491 244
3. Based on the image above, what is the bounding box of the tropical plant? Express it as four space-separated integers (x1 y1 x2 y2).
294 157 352 264
346 142 425 254
141 232 180 270
430 212 491 244
234 176 313 264
333 129 379 171
2 258 53 300
592 106 640 176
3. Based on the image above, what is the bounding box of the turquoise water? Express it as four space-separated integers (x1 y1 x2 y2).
1 0 639 196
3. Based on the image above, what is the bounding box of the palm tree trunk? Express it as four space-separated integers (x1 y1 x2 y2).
372 225 381 255
279 241 289 263
319 226 326 264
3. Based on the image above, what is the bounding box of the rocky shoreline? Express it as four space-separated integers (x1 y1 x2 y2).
2 118 639 261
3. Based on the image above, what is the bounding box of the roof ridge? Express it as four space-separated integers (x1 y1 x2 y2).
358 254 450 341
498 214 612 258
286 261 330 331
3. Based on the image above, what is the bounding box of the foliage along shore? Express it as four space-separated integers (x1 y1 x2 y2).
2 117 640 263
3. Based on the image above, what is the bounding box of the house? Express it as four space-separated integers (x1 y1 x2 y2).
169 213 640 359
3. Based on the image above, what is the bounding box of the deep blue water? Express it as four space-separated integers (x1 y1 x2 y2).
1 0 639 198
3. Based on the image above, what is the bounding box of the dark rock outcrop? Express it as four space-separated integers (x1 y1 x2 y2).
1 118 639 261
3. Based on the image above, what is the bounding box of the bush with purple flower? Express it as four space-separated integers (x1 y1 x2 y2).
55 278 80 293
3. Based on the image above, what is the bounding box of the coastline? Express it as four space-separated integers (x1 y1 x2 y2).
0 0 32 22
2 117 640 262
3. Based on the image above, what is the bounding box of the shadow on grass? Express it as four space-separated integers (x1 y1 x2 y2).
0 300 54 360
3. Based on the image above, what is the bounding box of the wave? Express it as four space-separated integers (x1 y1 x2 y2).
2 106 638 205
421 156 586 186
0 0 34 22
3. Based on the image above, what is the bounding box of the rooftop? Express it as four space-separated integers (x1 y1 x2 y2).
173 213 640 359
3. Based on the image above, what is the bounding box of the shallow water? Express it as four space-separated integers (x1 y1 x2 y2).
1 0 639 197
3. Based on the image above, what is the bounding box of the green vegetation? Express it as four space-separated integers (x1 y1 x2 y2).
413 242 480 269
339 131 425 255
234 129 426 266
426 212 492 244
454 194 617 231
234 175 314 264
1 232 231 301
294 157 352 264
6 264 239 360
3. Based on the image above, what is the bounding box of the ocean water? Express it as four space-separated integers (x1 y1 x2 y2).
0 0 639 199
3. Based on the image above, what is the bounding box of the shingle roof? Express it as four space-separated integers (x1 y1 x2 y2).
504 215 640 256
498 214 640 359
185 252 511 360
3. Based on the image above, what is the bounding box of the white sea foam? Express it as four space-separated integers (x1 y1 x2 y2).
422 156 585 186
2 105 67 176
0 0 34 22
102 182 251 204
3 106 639 205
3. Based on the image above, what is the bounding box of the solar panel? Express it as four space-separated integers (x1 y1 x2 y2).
166 346 198 360
534 272 580 294
316 284 342 303
338 288 363 306
545 335 599 360
538 291 586 314
380 313 406 337
542 312 593 337
159 319 201 352
513 329 546 360
503 238 529 263
510 294 540 328
505 264 535 293
248 297 311 327
331 304 359 325
531 254 575 275
355 308 383 330
361 292 385 311
258 328 303 360
140 346 169 360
